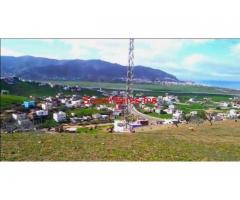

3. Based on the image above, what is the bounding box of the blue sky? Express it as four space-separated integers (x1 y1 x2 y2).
1 39 240 81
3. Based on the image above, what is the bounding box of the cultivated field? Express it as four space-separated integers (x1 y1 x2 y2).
47 80 240 95
1 120 240 161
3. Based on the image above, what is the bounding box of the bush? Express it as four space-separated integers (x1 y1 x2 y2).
197 110 206 119
77 127 97 135
70 108 98 117
40 119 58 128
160 110 167 114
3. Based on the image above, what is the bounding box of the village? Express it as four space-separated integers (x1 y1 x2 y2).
1 77 240 134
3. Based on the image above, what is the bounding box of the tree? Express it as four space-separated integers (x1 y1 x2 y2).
204 112 214 126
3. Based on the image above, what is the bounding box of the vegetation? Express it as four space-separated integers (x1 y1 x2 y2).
48 80 240 95
76 127 97 135
0 80 101 97
68 108 99 117
176 103 207 113
39 119 59 129
1 120 240 161
0 95 28 110
148 112 173 119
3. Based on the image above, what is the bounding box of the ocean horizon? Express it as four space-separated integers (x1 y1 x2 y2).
197 80 240 90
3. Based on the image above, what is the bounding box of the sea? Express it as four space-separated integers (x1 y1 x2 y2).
196 80 240 90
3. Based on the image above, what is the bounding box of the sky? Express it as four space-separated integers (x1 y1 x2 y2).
1 39 240 82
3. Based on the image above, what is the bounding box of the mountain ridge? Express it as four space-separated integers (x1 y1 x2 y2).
1 55 180 83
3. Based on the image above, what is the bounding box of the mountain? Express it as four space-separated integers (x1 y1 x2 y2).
1 56 179 82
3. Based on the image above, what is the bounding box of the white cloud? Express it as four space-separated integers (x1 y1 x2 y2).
1 47 23 56
61 39 129 64
1 47 60 59
58 39 215 68
60 39 185 66
183 54 208 66
231 43 240 55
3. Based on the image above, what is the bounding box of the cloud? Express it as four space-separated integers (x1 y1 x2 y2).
2 39 239 82
54 39 214 67
1 47 60 59
1 47 23 56
231 43 240 55
183 54 208 66
61 39 129 64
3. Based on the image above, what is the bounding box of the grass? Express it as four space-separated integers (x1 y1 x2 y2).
1 120 240 161
68 108 99 117
0 95 28 110
148 112 173 119
176 103 207 113
46 80 240 94
40 119 59 129
0 80 101 97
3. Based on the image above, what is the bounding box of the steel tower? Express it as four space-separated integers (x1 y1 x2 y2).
126 38 134 115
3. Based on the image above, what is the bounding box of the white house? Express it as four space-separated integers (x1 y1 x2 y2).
188 98 196 103
101 115 109 120
61 98 67 104
190 111 198 116
92 113 101 119
36 110 48 117
113 120 129 133
53 111 67 122
66 100 81 108
143 106 152 112
220 102 229 108
41 102 52 110
155 108 162 114
173 110 183 120
12 113 27 121
169 104 175 110
97 104 107 110
228 109 239 119
113 110 122 116
164 108 174 114
71 100 82 107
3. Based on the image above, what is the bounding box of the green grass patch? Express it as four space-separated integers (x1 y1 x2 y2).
40 119 59 129
76 127 97 135
0 95 28 110
68 108 99 117
0 80 101 97
2 121 240 161
176 103 207 113
48 80 240 96
148 112 173 119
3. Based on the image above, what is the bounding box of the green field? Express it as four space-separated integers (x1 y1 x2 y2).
148 112 173 119
42 81 239 102
1 79 238 102
0 95 28 110
0 80 101 97
1 120 240 161
175 103 207 113
46 80 240 95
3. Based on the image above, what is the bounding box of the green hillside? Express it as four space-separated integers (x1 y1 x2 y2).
0 80 101 97
2 120 240 161
0 95 28 110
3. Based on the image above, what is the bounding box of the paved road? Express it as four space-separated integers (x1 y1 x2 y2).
130 105 161 122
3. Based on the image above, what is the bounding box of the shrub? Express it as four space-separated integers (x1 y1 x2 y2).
77 127 97 135
160 110 167 114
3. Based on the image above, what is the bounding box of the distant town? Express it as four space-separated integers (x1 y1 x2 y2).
1 76 240 134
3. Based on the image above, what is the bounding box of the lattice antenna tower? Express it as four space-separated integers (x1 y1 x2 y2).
126 38 134 115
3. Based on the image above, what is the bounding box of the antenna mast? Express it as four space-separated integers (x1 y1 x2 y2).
126 38 134 115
